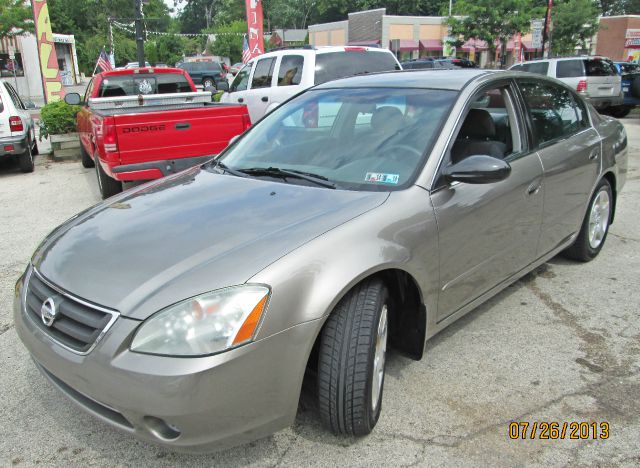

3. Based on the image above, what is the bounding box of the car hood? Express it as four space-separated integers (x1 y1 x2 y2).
32 167 388 319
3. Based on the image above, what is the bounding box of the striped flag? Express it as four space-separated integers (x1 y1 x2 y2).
96 49 113 73
242 35 251 64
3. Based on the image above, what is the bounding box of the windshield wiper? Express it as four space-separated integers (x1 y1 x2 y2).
239 167 336 189
208 160 246 178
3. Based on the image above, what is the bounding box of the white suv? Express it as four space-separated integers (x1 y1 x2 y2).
509 56 623 111
220 46 401 122
0 80 37 172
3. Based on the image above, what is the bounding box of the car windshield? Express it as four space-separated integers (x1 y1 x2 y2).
217 87 457 191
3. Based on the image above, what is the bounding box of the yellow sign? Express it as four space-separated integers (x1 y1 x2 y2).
32 0 65 103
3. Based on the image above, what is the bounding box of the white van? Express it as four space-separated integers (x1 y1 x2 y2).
509 56 623 111
220 46 401 122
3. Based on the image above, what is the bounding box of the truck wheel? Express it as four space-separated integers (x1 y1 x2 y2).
203 77 214 88
607 106 632 119
563 178 612 262
80 138 94 168
95 154 123 199
318 279 389 436
632 76 640 99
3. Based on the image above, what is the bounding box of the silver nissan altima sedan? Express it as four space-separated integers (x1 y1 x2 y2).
15 69 627 452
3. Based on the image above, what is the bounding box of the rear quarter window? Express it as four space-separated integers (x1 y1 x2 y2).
556 60 584 78
314 51 400 85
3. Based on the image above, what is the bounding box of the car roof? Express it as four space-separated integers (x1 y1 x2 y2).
254 46 393 60
314 69 493 91
512 56 612 66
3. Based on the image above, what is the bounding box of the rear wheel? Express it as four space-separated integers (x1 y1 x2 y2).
563 179 612 262
18 140 34 173
95 153 122 199
80 138 94 168
318 279 389 436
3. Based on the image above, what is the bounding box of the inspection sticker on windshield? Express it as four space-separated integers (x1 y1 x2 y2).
365 172 399 184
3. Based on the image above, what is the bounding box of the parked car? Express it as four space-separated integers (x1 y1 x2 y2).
122 61 151 69
230 62 244 74
608 61 640 118
509 56 623 112
154 63 170 68
65 67 251 198
0 79 37 172
15 69 627 452
439 57 477 68
220 45 401 122
177 61 227 89
401 59 449 70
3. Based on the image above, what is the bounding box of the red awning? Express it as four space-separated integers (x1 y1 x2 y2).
390 39 419 52
419 39 442 50
461 39 488 51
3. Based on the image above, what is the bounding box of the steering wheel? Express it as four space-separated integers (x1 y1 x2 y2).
385 143 423 160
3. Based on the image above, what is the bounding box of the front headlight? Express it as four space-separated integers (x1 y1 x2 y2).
130 285 270 356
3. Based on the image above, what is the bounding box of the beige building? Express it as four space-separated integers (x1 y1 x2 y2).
309 8 540 67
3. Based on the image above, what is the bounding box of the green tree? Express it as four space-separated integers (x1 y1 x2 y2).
208 20 246 63
157 35 186 66
447 0 543 67
0 0 34 39
551 0 599 55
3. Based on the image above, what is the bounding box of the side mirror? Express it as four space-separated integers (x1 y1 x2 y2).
442 155 511 184
64 93 82 105
216 81 229 92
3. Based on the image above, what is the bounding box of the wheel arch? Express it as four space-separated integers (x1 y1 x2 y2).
305 267 427 378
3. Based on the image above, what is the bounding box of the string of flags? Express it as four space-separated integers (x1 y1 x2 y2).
111 21 245 38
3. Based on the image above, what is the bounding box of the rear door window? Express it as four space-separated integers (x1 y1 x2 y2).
230 64 251 92
314 51 400 85
518 80 585 146
277 55 304 86
519 62 549 75
251 57 276 89
556 60 584 78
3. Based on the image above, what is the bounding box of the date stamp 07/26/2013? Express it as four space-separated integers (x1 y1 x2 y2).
509 421 610 440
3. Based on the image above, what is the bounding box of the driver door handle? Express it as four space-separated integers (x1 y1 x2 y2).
526 181 542 196
261 96 268 102
589 148 600 160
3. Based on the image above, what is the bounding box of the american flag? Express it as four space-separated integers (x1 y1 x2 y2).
242 35 251 64
96 49 113 72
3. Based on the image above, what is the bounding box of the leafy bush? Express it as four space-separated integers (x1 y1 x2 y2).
213 91 224 102
38 100 81 140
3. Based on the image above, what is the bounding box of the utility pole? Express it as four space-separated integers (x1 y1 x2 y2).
542 0 553 58
135 0 145 66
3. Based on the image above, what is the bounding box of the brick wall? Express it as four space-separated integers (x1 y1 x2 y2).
348 9 385 43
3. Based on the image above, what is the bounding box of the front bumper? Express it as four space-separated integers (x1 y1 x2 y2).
0 135 27 156
13 270 321 452
110 155 215 181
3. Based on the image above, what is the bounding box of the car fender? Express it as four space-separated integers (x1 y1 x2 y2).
249 186 439 342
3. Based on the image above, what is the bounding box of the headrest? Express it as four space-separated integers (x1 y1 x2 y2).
459 108 496 139
371 106 405 135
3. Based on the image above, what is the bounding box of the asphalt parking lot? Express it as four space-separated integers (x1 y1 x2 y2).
1 119 639 467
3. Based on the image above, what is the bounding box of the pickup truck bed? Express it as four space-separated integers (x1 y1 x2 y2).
72 67 251 198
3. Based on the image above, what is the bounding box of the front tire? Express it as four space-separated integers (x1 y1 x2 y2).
95 154 123 199
80 139 94 168
318 279 389 436
18 141 34 173
563 179 612 262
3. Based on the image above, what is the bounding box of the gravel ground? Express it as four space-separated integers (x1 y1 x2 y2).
0 119 639 467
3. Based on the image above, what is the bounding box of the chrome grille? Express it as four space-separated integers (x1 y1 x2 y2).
24 270 118 354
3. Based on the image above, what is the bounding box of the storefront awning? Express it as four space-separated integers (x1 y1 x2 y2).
461 39 488 51
390 39 419 52
419 39 442 50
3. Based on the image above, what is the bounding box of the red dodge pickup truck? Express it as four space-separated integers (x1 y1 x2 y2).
65 67 250 198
